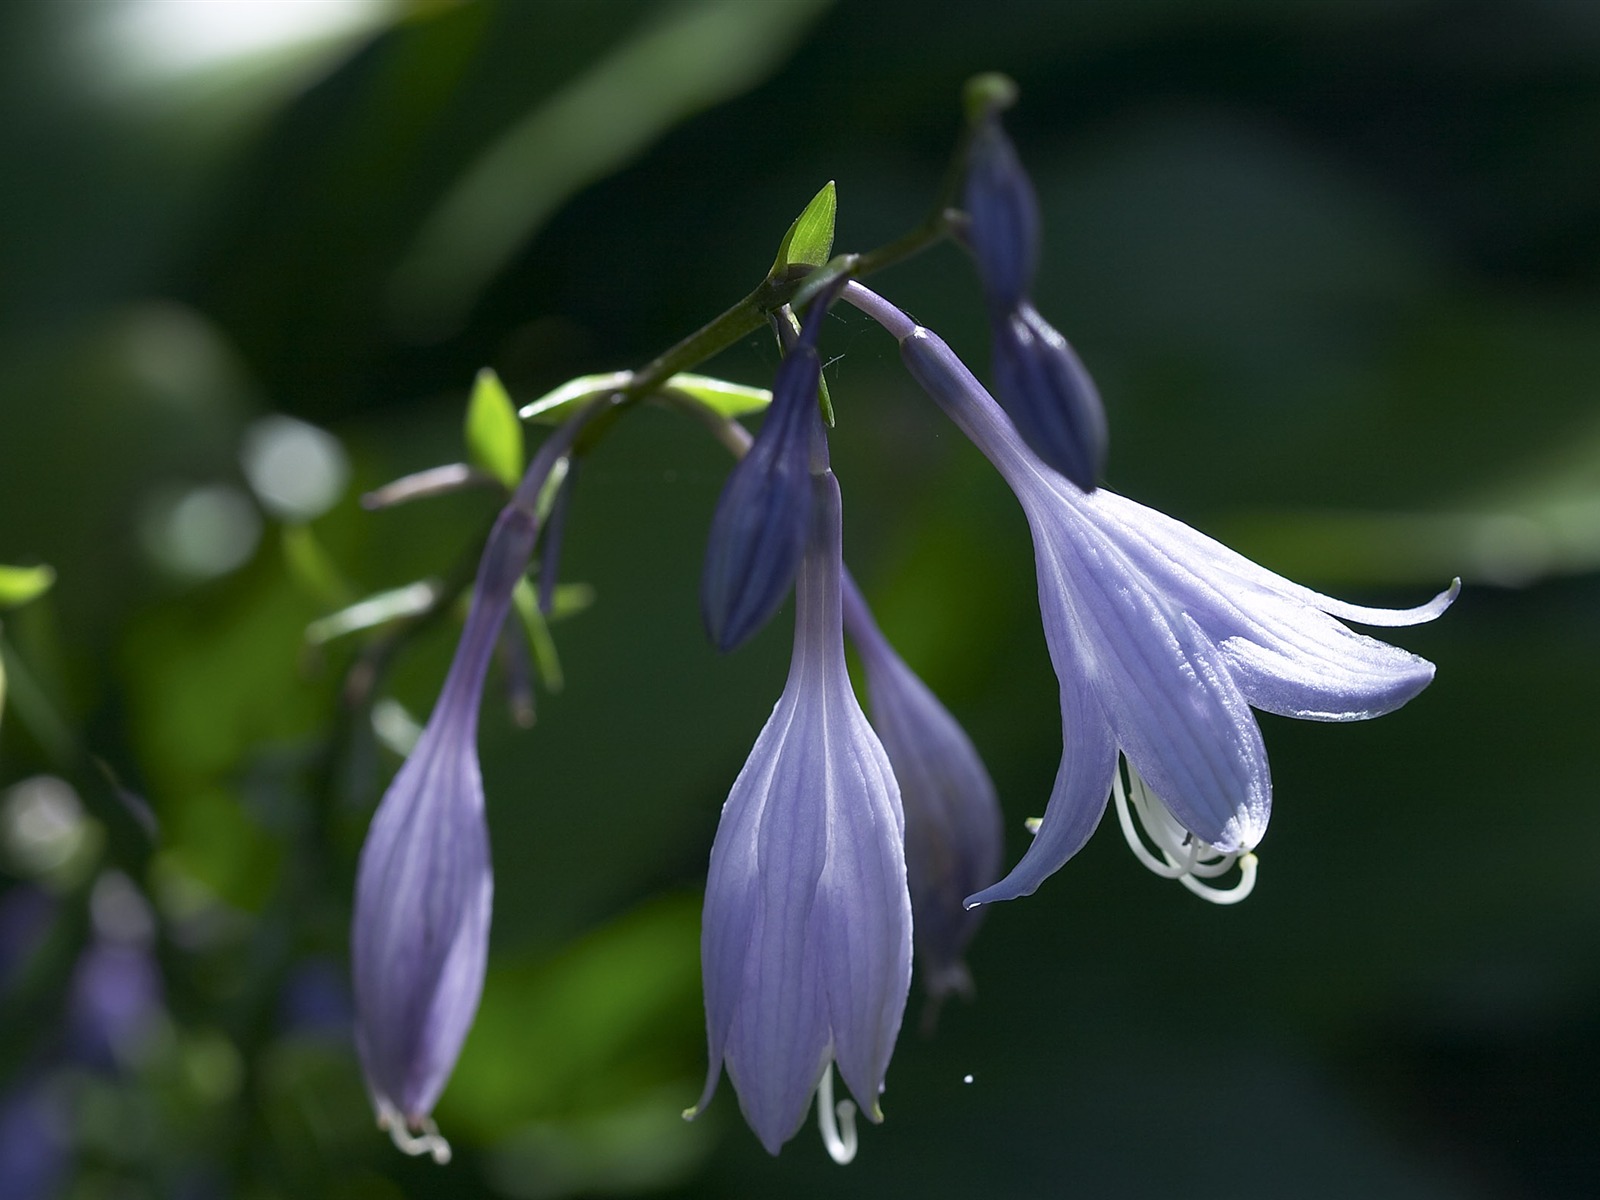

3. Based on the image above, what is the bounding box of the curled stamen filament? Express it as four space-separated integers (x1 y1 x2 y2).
1110 758 1257 905
816 1063 859 1165
380 1108 453 1165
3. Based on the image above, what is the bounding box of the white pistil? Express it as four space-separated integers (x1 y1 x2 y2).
816 1063 859 1165
1110 758 1258 904
379 1108 453 1165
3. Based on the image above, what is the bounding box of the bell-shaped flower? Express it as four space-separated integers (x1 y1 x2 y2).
701 300 832 652
840 574 1001 1001
990 301 1107 496
691 465 912 1161
351 505 537 1163
844 282 1455 904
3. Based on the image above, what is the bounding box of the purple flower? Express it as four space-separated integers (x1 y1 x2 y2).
701 300 830 652
351 404 605 1163
690 466 912 1160
845 282 1454 904
963 111 1039 312
961 105 1107 490
840 575 1001 1002
990 302 1107 497
351 507 534 1162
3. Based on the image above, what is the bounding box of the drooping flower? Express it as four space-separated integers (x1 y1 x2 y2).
350 505 533 1163
845 281 1455 904
352 406 604 1162
691 463 912 1161
840 573 1001 1001
961 88 1107 490
701 298 831 652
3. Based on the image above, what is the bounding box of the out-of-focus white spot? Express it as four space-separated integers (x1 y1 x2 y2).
2 776 88 875
372 697 423 758
962 1074 974 1084
241 415 349 522
141 483 262 580
90 871 157 945
90 0 396 83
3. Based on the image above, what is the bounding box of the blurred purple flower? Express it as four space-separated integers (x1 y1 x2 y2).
841 575 1001 1003
690 466 912 1160
65 939 163 1071
846 282 1454 904
0 885 56 996
0 1081 67 1200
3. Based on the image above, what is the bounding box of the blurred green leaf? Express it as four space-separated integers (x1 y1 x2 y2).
513 578 563 694
0 564 56 609
280 526 353 609
769 180 836 276
659 373 771 419
465 368 526 488
388 0 836 338
442 895 703 1141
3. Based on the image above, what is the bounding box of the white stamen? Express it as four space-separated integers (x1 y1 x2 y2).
379 1108 453 1165
1112 758 1258 904
816 1064 858 1165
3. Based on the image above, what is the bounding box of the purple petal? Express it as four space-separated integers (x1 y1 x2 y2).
963 115 1040 310
697 471 910 1154
844 577 1001 997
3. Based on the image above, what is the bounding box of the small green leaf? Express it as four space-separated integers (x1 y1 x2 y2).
549 582 596 620
513 578 564 693
658 372 771 419
769 181 836 277
519 372 632 425
0 564 56 609
465 368 526 487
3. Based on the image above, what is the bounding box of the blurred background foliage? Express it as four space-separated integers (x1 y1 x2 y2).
1 0 1598 1196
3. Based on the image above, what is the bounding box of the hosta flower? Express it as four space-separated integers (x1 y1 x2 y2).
701 297 830 652
691 466 912 1161
962 91 1106 490
352 405 604 1163
351 505 534 1163
841 575 1001 1001
845 281 1454 904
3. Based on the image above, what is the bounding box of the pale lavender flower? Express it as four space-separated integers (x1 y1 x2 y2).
352 407 604 1162
690 465 912 1161
845 282 1455 904
841 575 1001 1002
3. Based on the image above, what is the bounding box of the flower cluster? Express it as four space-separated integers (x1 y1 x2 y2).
347 81 1453 1167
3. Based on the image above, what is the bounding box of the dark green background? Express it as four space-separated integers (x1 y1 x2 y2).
2 1 1597 1196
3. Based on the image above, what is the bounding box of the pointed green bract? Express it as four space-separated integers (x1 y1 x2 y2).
661 373 772 419
0 564 55 609
519 372 632 424
770 181 836 277
465 369 527 488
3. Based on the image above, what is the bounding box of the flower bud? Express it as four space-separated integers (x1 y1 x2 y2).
842 577 1001 1001
963 114 1040 311
701 311 829 652
991 301 1107 491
